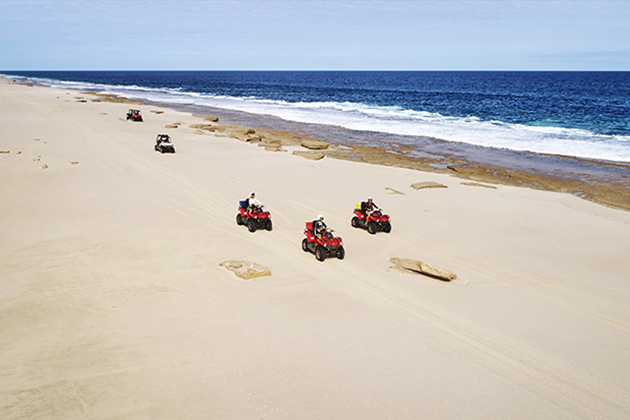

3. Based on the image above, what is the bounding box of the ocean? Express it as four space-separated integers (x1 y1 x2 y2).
4 71 630 168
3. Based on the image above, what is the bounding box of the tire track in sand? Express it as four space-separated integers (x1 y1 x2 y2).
52 109 630 419
371 226 630 333
296 252 630 420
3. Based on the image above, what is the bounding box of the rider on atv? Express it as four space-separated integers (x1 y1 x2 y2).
352 197 391 234
247 192 263 214
313 214 328 238
361 197 379 218
237 192 272 232
303 215 344 261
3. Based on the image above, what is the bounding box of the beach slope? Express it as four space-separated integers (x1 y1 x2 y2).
1 79 630 420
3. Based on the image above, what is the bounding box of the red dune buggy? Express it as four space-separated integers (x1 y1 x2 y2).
236 200 272 232
302 221 345 261
126 109 143 122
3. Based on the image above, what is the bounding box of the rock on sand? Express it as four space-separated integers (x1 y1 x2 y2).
301 139 329 150
411 181 448 190
220 260 271 280
461 182 497 189
189 124 215 132
389 257 457 281
385 187 405 195
292 150 325 161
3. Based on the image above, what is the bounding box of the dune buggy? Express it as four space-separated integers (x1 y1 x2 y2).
154 134 175 153
126 109 143 122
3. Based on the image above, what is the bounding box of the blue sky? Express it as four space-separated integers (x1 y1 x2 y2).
2 0 629 70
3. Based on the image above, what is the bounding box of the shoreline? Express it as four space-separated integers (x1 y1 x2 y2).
6 76 630 211
87 83 630 211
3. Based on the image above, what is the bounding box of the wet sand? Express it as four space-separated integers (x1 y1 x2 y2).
1 78 630 419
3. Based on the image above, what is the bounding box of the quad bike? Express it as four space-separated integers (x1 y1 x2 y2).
154 134 175 153
126 109 143 122
351 207 391 234
236 201 272 232
302 222 345 261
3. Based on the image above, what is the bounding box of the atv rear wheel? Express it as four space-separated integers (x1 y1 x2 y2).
247 219 256 233
367 221 377 235
383 222 392 233
265 219 273 231
336 246 345 260
315 246 326 262
351 216 360 228
302 238 309 252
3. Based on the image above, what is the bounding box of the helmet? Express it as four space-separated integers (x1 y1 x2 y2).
318 214 324 220
250 192 255 196
367 196 373 201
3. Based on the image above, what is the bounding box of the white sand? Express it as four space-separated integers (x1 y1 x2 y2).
1 78 630 419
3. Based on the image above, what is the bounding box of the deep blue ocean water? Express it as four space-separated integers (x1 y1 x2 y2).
3 71 630 163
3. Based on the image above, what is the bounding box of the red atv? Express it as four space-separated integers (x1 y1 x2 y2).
351 208 391 234
302 222 345 261
236 201 272 232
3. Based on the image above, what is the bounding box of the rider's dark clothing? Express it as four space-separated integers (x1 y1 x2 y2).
313 220 327 236
361 200 378 217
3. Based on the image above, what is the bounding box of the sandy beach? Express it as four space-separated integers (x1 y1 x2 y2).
2 78 630 419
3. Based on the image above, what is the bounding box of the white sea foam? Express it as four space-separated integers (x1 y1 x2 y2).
12 75 630 163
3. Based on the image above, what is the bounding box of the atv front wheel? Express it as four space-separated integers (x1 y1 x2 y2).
236 214 243 225
367 221 377 235
351 217 360 228
336 246 345 260
315 246 326 262
247 219 256 233
265 219 273 231
302 238 309 252
383 222 392 233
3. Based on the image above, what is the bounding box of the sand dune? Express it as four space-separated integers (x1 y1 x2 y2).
1 78 630 419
